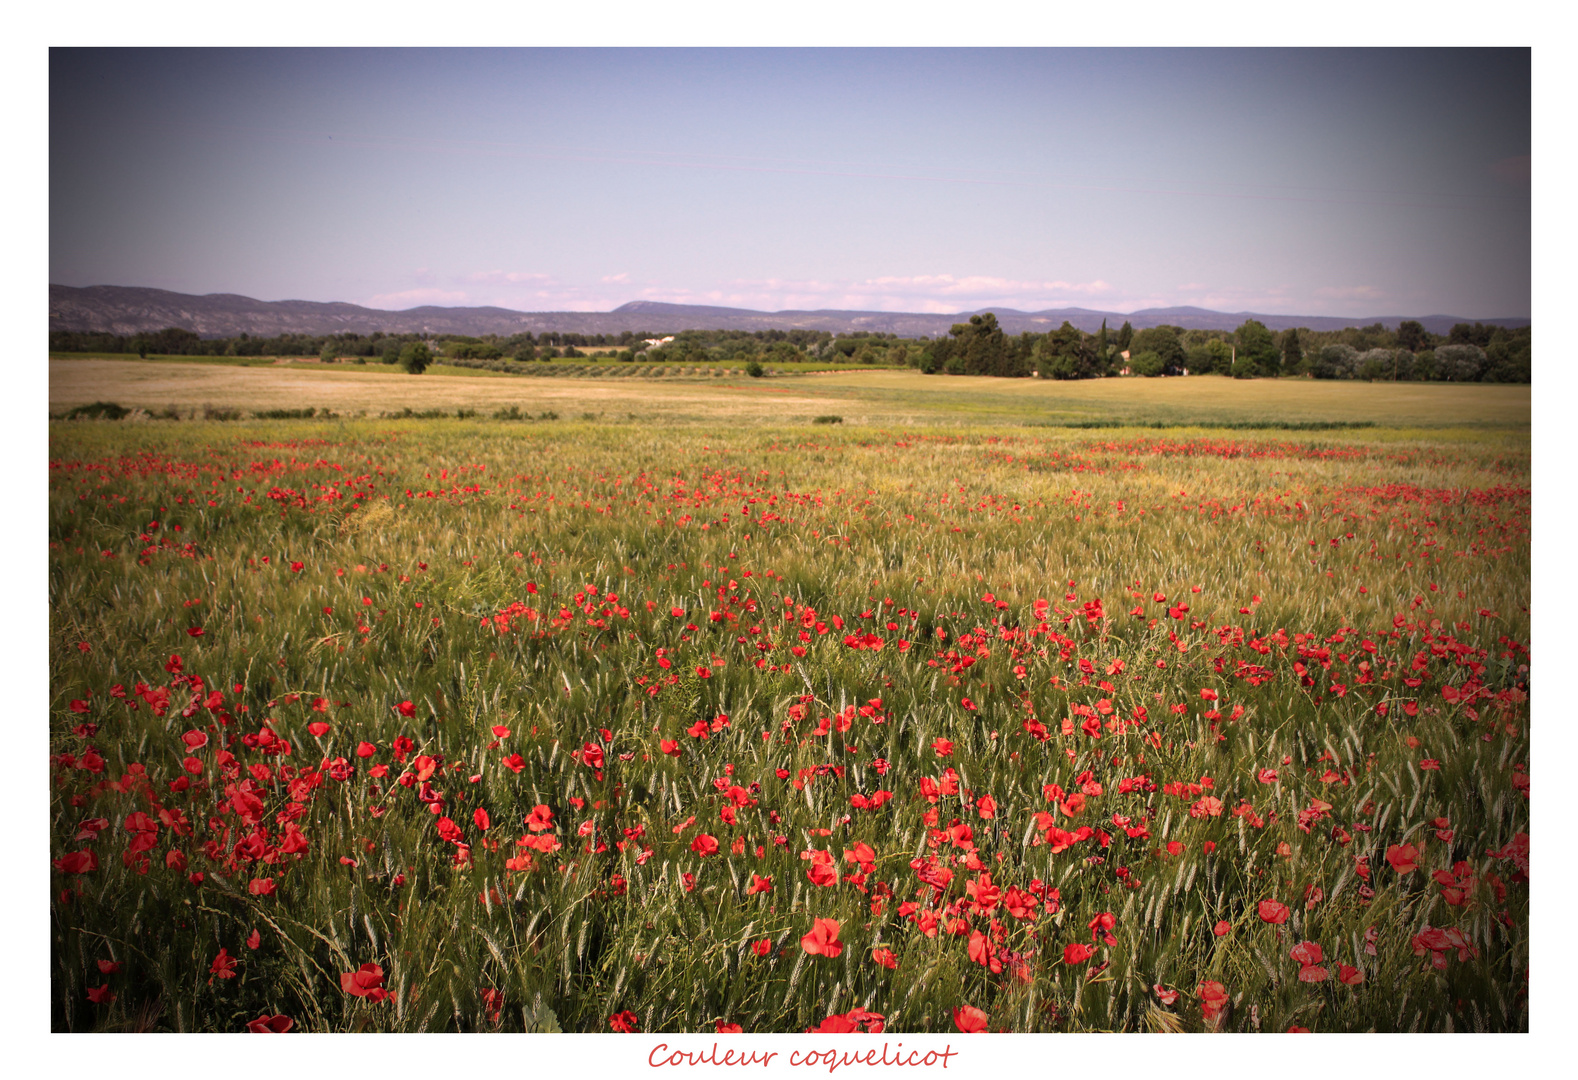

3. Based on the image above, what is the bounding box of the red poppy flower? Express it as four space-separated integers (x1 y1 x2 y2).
1289 941 1323 966
801 917 843 957
97 959 120 974
307 722 330 737
395 700 416 718
952 1005 988 1033
1386 843 1421 874
872 947 899 970
53 850 98 875
582 742 605 770
209 948 238 980
246 1013 293 1032
695 666 712 679
248 878 275 896
1257 899 1290 924
356 741 377 758
246 929 261 950
715 1021 743 1033
1338 964 1364 985
752 939 773 957
1063 942 1095 965
87 984 114 1004
1198 980 1229 1021
748 874 772 895
660 738 682 756
473 808 491 832
1213 920 1231 937
932 737 954 756
1154 984 1179 1005
182 729 209 750
609 1009 640 1032
340 962 389 1001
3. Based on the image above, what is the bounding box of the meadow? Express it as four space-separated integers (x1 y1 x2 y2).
47 383 1530 1033
50 356 1531 428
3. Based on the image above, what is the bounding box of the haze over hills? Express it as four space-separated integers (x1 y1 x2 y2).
49 284 1530 340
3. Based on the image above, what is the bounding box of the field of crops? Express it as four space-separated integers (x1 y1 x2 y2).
47 416 1530 1035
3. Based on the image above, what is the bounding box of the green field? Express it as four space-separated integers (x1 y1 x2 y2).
48 366 1530 1034
50 356 1530 431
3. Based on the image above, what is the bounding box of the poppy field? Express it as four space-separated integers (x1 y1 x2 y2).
47 417 1530 1034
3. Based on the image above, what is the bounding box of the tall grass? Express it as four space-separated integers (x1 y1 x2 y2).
48 419 1529 1032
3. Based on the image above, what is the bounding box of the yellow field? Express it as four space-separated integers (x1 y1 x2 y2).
49 357 1531 430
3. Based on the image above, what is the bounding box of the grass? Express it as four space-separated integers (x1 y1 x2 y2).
48 415 1529 1033
50 357 1529 431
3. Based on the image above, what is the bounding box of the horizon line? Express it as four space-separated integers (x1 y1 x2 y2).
49 284 1531 325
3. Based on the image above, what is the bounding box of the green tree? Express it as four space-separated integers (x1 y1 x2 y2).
1280 328 1304 374
1128 350 1165 377
1038 321 1096 379
1116 321 1133 352
399 342 432 375
1396 320 1428 353
1129 326 1186 373
949 313 1010 376
1309 343 1358 380
1187 339 1232 374
1234 320 1279 376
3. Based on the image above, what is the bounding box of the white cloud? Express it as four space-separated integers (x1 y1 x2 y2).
366 287 470 309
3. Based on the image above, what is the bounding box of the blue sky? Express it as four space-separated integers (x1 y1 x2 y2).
50 48 1530 318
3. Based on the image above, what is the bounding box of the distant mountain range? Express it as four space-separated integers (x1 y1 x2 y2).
49 284 1530 340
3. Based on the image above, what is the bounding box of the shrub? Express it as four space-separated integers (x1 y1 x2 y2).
745 360 764 378
399 343 431 375
812 415 844 425
62 401 129 420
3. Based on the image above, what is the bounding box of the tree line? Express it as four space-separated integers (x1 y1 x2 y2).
49 316 1530 383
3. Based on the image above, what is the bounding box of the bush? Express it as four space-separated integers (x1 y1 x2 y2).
62 401 129 420
812 415 844 425
399 343 431 375
745 360 765 378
